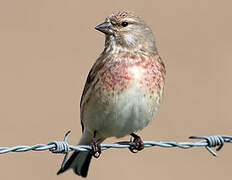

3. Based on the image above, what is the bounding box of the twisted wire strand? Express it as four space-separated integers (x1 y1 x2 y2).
1 132 232 170
0 132 231 157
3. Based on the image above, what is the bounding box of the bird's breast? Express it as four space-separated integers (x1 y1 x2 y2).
99 55 165 95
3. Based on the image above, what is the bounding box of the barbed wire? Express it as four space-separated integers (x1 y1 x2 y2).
0 132 231 169
0 131 231 156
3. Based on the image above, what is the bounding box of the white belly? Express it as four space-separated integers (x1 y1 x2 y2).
83 81 161 138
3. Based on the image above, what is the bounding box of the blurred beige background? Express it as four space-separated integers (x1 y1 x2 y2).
0 0 232 179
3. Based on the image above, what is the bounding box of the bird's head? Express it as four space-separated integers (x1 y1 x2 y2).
95 11 156 54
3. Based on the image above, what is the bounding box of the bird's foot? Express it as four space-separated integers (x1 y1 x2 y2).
90 137 101 158
129 133 144 153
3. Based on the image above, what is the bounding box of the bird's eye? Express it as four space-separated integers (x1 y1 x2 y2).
121 21 128 27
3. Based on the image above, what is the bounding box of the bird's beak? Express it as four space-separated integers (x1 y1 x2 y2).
95 22 113 35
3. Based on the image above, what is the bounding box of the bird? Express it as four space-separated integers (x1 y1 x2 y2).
57 10 166 177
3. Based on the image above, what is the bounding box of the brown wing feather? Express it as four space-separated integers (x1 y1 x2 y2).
79 54 107 131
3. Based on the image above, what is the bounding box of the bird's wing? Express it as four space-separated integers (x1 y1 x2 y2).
79 54 106 132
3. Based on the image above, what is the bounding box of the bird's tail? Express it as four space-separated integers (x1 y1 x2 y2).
57 130 104 177
57 150 92 177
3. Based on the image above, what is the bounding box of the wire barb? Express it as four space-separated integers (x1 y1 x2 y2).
48 130 71 154
189 135 225 156
48 131 71 169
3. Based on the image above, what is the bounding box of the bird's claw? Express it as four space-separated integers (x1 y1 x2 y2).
90 138 101 158
129 135 144 153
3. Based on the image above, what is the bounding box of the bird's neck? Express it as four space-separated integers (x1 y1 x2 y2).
101 47 159 67
103 36 157 63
